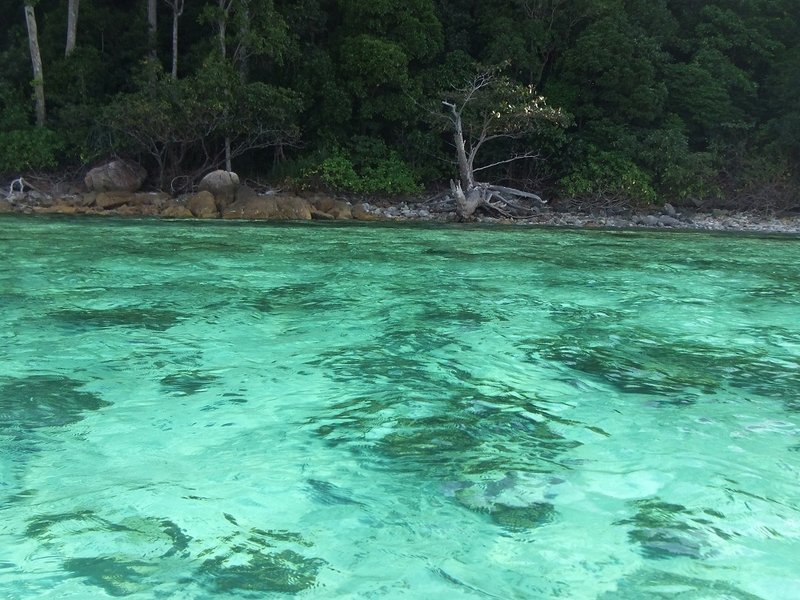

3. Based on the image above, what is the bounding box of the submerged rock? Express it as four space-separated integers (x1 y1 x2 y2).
601 568 766 599
489 502 556 530
448 471 560 531
615 498 725 560
0 375 110 432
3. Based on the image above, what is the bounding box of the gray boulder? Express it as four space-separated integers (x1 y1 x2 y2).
84 160 147 192
659 215 683 227
198 170 240 208
662 202 677 217
638 215 661 227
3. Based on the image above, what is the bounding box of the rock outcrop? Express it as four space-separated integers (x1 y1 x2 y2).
95 191 135 210
84 160 147 192
92 191 169 211
187 191 218 218
308 194 353 219
223 192 312 220
352 203 381 221
275 196 313 220
198 170 240 209
161 204 194 218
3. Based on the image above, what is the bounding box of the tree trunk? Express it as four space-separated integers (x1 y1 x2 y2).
171 14 178 78
218 0 231 171
218 0 227 58
147 0 158 59
24 3 46 127
66 0 79 57
443 101 474 190
451 180 484 219
453 124 473 190
169 0 183 79
238 1 250 81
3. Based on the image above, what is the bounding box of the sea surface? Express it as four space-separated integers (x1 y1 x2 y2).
1 216 799 599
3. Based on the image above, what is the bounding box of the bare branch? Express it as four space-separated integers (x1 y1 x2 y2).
486 184 544 203
440 66 566 218
472 151 540 174
9 178 26 196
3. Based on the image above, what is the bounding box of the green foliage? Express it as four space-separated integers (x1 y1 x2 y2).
560 147 657 206
0 128 64 175
659 157 721 204
47 47 107 109
638 117 721 202
0 0 798 204
337 0 443 62
303 138 421 195
0 87 30 131
559 10 668 126
101 60 300 186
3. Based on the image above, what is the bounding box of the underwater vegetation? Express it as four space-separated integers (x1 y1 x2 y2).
0 375 110 434
24 510 326 596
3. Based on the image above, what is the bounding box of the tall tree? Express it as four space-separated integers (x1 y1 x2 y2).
23 1 46 127
212 0 234 168
147 0 158 60
216 0 233 58
65 0 79 57
163 0 184 79
202 0 289 169
237 0 250 80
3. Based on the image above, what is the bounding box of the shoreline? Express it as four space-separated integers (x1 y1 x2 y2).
2 191 800 235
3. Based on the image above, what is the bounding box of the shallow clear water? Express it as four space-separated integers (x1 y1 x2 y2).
1 216 799 599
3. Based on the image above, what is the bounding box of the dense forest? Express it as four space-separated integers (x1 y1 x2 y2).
2 0 799 210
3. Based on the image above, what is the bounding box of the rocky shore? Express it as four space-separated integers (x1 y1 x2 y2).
2 163 799 235
4 188 800 235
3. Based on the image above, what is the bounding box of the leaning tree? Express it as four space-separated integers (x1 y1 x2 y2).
440 68 569 219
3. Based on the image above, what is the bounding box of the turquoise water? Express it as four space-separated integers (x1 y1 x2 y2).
1 216 799 599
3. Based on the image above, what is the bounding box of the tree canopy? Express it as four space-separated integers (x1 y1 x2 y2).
1 0 798 209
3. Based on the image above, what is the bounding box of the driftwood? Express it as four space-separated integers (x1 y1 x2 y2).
441 74 549 220
449 180 544 219
8 178 26 196
7 177 52 199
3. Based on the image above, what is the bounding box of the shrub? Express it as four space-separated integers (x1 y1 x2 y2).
0 128 65 175
319 152 362 191
559 147 656 206
303 139 422 195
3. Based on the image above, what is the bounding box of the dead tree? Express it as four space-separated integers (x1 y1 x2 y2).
441 69 568 219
